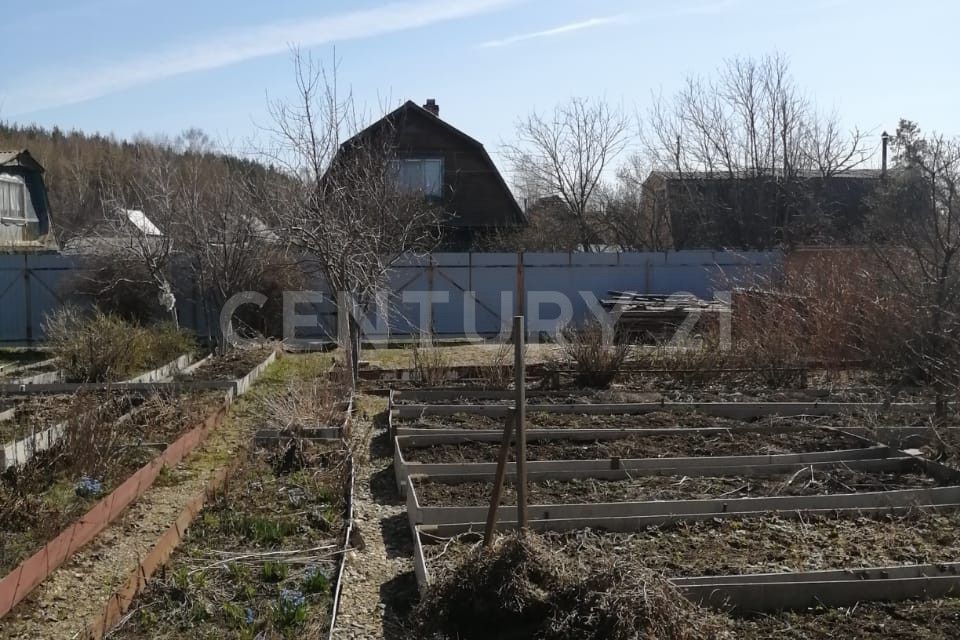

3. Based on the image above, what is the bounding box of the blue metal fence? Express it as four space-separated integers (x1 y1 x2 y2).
0 251 780 345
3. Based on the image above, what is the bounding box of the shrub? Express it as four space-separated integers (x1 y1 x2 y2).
411 341 450 386
478 341 515 389
43 306 194 382
559 322 629 388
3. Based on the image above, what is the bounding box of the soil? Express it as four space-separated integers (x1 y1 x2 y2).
397 410 854 432
391 373 939 405
185 348 274 381
108 438 349 639
0 392 141 443
728 597 960 639
412 465 941 506
402 429 864 463
426 510 960 582
0 391 223 575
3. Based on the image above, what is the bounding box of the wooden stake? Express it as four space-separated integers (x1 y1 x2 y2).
483 410 515 546
514 315 528 530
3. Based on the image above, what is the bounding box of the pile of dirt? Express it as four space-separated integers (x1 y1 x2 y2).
410 533 730 640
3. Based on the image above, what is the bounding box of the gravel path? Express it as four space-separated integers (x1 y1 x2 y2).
333 396 418 640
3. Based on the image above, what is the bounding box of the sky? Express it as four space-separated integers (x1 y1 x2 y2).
0 0 956 172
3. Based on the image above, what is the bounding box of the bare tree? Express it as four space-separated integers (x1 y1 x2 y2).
594 154 656 250
868 120 960 413
643 53 871 247
263 50 440 382
81 143 181 326
505 97 631 250
166 132 291 345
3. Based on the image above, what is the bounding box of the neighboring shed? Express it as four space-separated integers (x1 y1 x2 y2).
0 150 57 251
640 169 882 250
338 99 526 249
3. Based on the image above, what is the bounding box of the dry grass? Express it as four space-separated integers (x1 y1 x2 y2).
261 379 344 432
411 532 730 640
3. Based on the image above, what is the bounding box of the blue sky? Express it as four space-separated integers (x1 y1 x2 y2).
0 0 956 169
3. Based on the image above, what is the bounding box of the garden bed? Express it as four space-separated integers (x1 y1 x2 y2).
394 410 861 432
182 347 276 381
414 521 960 639
425 511 960 581
0 390 224 576
401 428 865 464
107 437 350 639
411 462 942 506
727 597 960 638
0 391 141 444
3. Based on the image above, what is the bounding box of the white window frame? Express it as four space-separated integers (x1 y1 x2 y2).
0 175 27 223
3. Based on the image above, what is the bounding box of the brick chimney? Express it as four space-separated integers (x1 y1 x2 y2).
423 98 439 117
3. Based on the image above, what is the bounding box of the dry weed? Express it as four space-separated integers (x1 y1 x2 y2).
411 532 730 640
411 342 450 386
558 323 629 388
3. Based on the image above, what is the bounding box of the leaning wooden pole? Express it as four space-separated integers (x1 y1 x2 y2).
514 315 528 530
483 410 515 546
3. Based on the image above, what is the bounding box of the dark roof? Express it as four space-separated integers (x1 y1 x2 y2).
344 101 524 225
0 149 45 173
647 168 882 182
348 100 488 152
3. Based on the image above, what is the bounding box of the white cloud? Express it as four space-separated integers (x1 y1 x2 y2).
479 15 626 48
9 0 518 115
479 0 744 49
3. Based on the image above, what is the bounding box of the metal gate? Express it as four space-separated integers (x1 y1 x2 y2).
0 253 76 344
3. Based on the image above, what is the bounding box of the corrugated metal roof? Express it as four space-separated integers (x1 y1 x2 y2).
0 150 27 165
0 150 45 172
122 209 163 236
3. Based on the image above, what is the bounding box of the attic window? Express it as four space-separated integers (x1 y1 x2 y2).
391 158 443 198
0 176 26 220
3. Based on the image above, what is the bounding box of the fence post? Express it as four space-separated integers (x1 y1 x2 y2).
513 314 528 530
23 255 32 344
515 252 525 317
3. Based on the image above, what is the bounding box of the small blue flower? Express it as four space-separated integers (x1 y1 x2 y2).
76 476 103 497
244 607 255 625
279 589 306 608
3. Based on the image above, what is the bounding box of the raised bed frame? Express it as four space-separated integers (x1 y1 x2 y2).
0 350 277 469
394 385 960 619
0 349 276 396
392 423 884 493
253 396 355 444
391 400 938 421
410 525 960 614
